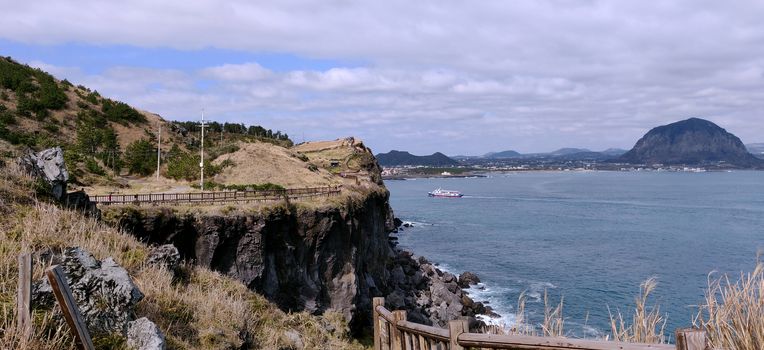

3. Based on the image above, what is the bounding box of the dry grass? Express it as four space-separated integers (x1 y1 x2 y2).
0 164 366 349
694 261 764 350
607 278 667 344
483 289 566 337
213 141 340 188
482 279 667 344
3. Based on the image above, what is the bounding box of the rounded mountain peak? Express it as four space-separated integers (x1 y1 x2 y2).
618 118 762 167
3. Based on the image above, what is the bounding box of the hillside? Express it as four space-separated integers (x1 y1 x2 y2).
484 150 522 159
375 150 459 167
618 118 762 167
0 56 309 192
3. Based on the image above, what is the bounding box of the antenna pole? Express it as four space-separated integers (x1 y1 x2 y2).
156 123 161 181
200 110 206 191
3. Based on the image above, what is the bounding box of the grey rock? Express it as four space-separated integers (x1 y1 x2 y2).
147 244 180 271
442 272 456 284
63 190 100 218
458 271 481 288
31 247 143 335
18 147 68 200
127 317 165 350
283 329 305 349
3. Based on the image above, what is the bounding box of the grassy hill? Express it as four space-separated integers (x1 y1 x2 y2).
0 56 304 190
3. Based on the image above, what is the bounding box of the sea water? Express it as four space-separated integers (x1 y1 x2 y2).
386 171 764 338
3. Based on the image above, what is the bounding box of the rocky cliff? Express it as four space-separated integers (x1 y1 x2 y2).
103 189 491 334
618 118 763 167
104 189 394 331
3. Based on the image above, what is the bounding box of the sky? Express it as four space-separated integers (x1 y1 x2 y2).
2 1 764 155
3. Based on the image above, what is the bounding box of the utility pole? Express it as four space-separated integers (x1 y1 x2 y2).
156 123 161 181
199 110 207 191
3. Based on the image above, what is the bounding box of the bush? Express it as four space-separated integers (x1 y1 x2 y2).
102 99 145 124
85 157 106 176
166 145 222 181
42 123 59 133
85 91 99 105
124 139 157 176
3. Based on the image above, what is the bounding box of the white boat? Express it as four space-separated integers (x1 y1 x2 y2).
428 188 463 198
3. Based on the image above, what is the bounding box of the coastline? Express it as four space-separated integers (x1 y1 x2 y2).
387 219 504 330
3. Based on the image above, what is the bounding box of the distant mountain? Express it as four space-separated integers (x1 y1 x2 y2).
600 148 628 156
376 150 460 167
747 143 764 158
484 150 522 159
548 148 591 156
618 118 763 167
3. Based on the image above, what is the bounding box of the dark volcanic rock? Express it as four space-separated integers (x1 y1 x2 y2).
618 118 763 167
458 271 481 288
104 190 396 333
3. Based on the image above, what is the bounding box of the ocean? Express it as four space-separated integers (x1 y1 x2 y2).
386 171 764 338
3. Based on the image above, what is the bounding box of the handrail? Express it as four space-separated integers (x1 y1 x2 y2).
397 320 450 341
89 186 342 205
371 297 709 350
375 305 396 323
457 333 675 350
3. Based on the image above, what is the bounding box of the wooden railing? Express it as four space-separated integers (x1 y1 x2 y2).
372 297 709 350
90 186 341 205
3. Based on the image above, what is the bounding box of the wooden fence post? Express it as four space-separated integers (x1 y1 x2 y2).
449 319 468 350
17 253 32 340
675 328 708 350
46 265 95 350
391 310 406 350
373 297 385 350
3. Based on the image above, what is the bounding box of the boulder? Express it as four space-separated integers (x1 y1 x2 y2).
18 147 68 200
458 271 481 288
283 329 305 349
147 244 181 272
127 317 166 350
442 272 456 284
64 190 100 218
32 247 144 335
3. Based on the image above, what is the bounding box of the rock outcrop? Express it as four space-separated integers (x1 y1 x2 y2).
17 147 99 216
618 118 763 167
146 244 181 272
32 247 144 335
127 318 166 350
18 146 69 200
386 249 493 329
104 189 397 332
104 189 491 333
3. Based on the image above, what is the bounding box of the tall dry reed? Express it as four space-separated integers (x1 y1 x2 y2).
694 262 764 350
607 277 667 344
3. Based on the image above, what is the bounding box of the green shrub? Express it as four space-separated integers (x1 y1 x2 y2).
166 145 222 181
85 157 106 176
124 139 157 176
85 91 99 105
102 99 144 124
0 110 15 125
42 123 59 133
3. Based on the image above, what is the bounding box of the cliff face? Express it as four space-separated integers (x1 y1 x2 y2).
618 118 763 167
104 190 396 332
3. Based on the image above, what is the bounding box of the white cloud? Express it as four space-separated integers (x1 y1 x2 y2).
7 0 764 154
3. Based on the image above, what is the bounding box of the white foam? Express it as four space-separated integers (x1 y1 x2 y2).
466 283 517 327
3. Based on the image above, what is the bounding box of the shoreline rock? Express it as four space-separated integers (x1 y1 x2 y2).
383 244 497 330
